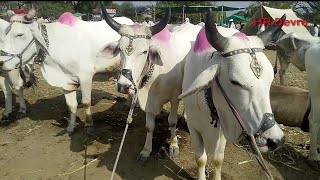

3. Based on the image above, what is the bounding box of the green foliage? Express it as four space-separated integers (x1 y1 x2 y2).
295 1 320 23
115 1 137 20
35 1 74 19
155 1 216 23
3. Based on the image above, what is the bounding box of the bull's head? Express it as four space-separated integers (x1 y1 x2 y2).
179 9 286 152
98 2 171 94
0 8 49 71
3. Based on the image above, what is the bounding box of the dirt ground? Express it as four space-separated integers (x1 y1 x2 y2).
0 49 320 180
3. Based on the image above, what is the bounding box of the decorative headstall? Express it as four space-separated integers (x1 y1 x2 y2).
205 47 276 138
34 24 49 64
120 33 151 56
118 33 155 91
0 20 49 66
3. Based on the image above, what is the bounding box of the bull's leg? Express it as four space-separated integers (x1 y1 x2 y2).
0 77 14 121
188 125 207 180
17 87 27 114
168 99 179 159
308 97 320 162
64 90 78 134
79 78 94 134
138 112 155 164
279 61 289 86
211 130 226 180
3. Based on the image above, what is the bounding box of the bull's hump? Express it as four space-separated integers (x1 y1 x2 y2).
232 32 249 41
193 27 216 53
58 12 78 27
152 26 171 44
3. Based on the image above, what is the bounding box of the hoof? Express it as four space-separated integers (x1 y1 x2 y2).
0 113 15 126
169 145 179 159
17 112 27 119
137 154 149 165
306 159 320 170
67 126 77 136
84 126 94 136
67 130 76 136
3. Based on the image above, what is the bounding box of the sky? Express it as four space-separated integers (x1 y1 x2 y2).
114 1 254 16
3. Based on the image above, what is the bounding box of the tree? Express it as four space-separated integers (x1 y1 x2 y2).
35 1 74 19
295 1 320 23
155 1 216 23
70 1 112 13
116 1 136 20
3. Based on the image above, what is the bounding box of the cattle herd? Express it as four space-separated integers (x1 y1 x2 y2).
0 4 319 180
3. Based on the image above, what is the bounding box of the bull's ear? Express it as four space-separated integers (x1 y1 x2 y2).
179 63 219 99
97 41 120 59
148 45 163 66
30 25 50 56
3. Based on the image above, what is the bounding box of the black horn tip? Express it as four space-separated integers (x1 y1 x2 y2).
205 8 215 30
100 1 121 33
281 14 286 21
204 7 228 52
258 13 287 46
150 8 171 36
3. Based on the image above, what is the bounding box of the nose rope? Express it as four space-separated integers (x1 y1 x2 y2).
111 34 154 180
110 62 146 180
215 76 274 180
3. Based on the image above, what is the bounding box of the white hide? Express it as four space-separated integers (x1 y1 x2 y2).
133 23 203 159
180 26 285 180
0 18 28 117
101 21 203 161
276 32 320 85
0 14 134 132
304 43 320 162
136 23 203 113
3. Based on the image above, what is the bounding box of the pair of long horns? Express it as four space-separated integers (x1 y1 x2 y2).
100 2 171 36
205 8 286 52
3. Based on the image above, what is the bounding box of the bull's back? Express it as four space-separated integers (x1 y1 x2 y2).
270 85 309 127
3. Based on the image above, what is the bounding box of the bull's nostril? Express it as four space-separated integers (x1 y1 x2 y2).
117 83 132 94
267 139 278 149
117 83 121 92
280 136 286 145
267 137 285 149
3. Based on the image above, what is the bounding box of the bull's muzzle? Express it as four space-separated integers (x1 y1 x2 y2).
266 136 285 150
117 83 132 94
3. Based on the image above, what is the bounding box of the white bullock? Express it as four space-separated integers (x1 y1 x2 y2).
275 32 320 85
0 18 35 123
98 6 203 163
0 9 134 134
302 42 320 169
179 9 286 179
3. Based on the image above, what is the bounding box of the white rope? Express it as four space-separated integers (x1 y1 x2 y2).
110 67 147 180
110 92 138 180
246 133 274 180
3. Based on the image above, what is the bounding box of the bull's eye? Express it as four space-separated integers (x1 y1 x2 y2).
230 80 243 87
142 50 148 54
17 34 24 37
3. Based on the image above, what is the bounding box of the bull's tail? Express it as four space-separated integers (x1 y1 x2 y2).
273 50 279 76
301 95 311 132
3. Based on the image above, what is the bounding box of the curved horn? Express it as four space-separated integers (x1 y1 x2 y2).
24 7 36 21
100 1 121 32
257 14 286 46
150 8 171 36
205 8 229 52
